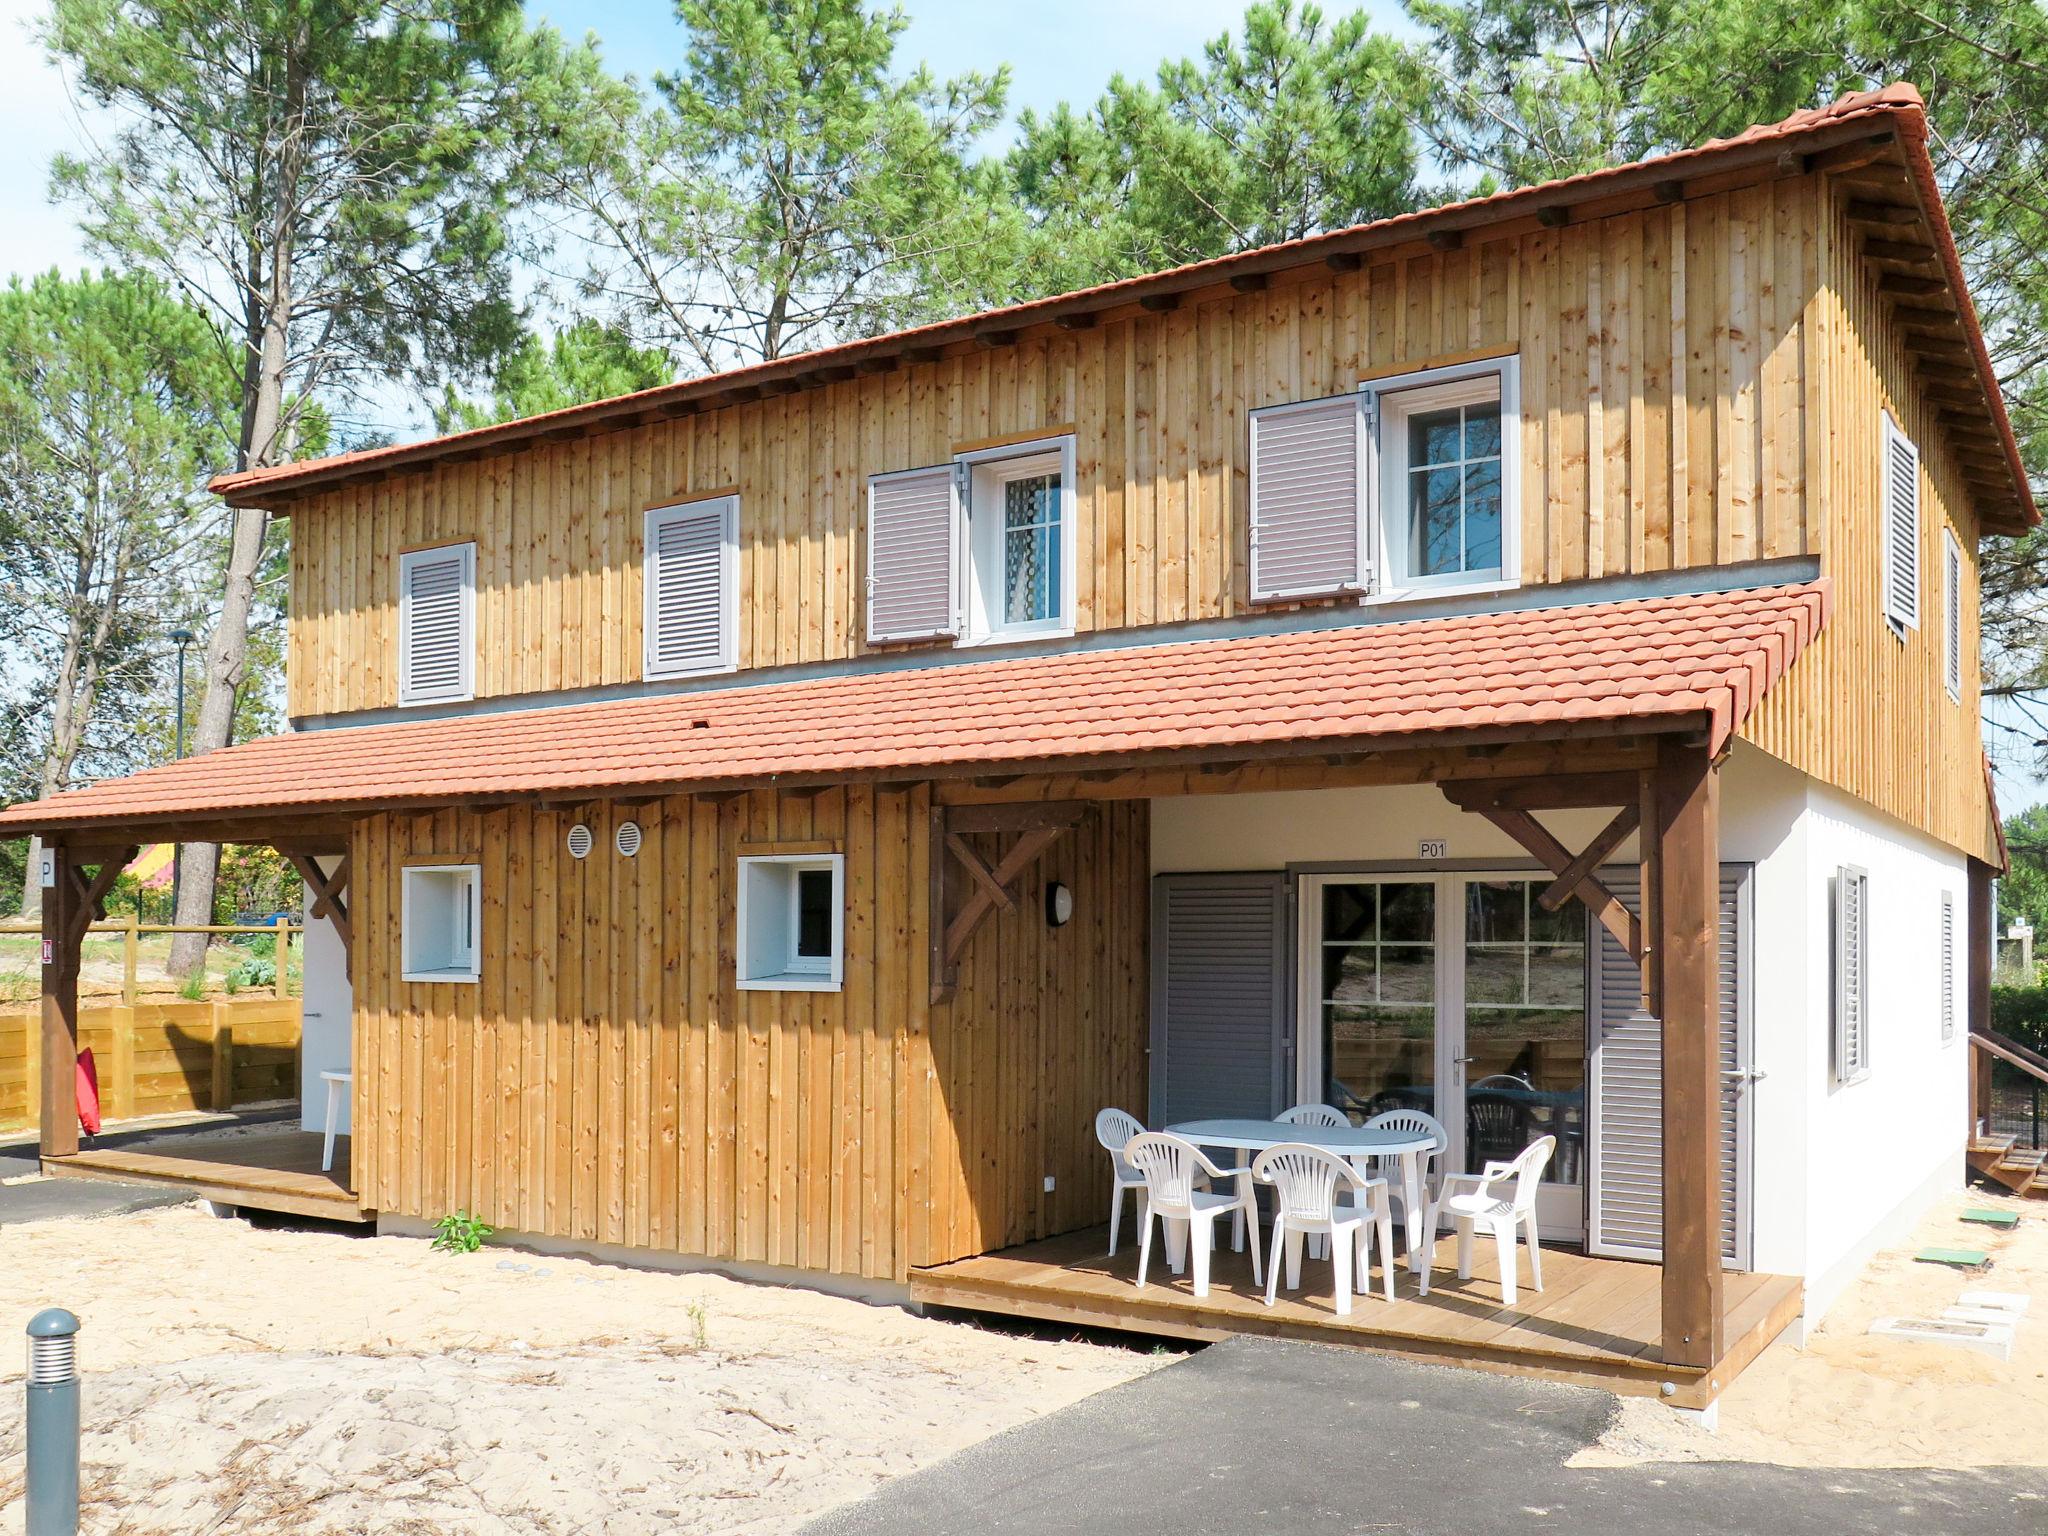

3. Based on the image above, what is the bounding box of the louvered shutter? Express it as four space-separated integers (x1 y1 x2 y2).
1587 866 1752 1267
867 464 960 643
1150 873 1289 1126
644 497 736 679
1943 530 1963 700
1832 865 1870 1083
1940 891 1957 1043
399 543 474 705
1883 418 1920 631
1248 394 1368 601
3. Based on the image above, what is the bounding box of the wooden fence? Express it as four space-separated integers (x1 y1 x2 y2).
0 996 303 1133
0 916 298 1005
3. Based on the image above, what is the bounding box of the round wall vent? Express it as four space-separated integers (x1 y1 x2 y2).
566 823 594 859
615 820 643 858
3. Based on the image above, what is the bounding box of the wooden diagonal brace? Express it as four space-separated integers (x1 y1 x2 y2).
930 802 1086 1003
1470 805 1643 963
945 833 1016 914
1537 804 1639 913
288 852 354 975
65 850 136 949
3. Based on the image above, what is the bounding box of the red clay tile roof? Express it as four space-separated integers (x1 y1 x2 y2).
0 581 1829 835
208 85 2032 530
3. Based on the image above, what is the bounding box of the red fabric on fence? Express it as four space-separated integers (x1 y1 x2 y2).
76 1047 101 1136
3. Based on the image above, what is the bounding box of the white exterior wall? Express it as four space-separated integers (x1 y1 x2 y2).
298 856 353 1136
1148 742 1966 1327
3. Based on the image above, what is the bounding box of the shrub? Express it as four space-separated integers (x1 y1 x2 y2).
431 1209 494 1254
1990 985 2048 1057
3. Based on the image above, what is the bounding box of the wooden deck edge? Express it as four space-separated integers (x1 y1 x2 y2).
42 1153 373 1224
910 1266 1804 1405
911 1268 1703 1398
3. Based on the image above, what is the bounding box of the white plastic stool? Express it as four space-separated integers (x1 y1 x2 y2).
320 1070 352 1172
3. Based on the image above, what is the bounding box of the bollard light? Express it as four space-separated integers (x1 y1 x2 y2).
25 1308 80 1536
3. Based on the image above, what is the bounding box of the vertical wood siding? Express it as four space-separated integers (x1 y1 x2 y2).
288 186 1823 718
349 791 1149 1281
1737 182 1996 862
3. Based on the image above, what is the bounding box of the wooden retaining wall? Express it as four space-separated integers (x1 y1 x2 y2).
0 998 302 1132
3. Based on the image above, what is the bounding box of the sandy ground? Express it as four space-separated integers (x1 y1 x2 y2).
0 1205 1161 1533
1582 1185 2048 1469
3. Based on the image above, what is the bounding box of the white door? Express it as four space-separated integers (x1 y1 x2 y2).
1298 871 1589 1241
297 858 354 1136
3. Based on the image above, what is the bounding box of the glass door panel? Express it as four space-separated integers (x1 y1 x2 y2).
1318 880 1436 1121
1461 879 1587 1200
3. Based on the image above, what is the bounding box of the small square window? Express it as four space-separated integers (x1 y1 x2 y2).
402 864 480 983
738 854 845 991
1368 359 1519 596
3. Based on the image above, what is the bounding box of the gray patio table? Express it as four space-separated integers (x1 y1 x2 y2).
1164 1117 1436 1281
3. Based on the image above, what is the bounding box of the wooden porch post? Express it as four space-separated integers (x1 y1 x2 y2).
1655 736 1723 1371
39 846 81 1159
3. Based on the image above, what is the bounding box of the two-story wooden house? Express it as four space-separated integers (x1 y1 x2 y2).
11 86 2034 1410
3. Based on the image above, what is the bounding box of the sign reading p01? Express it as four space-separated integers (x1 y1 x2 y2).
1417 838 1449 860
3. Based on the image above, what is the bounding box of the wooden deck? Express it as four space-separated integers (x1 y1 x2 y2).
43 1130 370 1223
912 1226 1801 1408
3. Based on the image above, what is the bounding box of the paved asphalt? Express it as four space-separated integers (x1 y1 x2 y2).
803 1335 2046 1536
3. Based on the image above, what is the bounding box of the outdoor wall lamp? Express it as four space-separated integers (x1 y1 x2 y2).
1045 881 1074 928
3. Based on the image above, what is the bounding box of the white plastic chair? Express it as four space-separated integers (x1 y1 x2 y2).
1252 1142 1395 1315
1124 1132 1262 1299
1274 1104 1350 1256
1363 1107 1448 1242
1276 1103 1349 1128
1094 1107 1148 1257
1432 1135 1555 1307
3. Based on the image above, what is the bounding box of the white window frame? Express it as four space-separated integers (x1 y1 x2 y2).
400 863 481 984
737 853 846 992
1882 412 1921 637
642 494 739 680
1943 526 1964 702
1363 356 1521 602
955 434 1077 646
398 542 476 707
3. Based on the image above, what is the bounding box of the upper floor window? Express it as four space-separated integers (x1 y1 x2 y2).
1370 359 1517 595
644 494 738 679
1245 357 1518 606
1882 413 1920 636
399 542 475 707
961 437 1074 643
865 435 1074 648
1943 526 1963 702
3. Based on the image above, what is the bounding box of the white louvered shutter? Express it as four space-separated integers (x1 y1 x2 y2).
399 543 474 705
866 464 961 643
1832 864 1870 1083
1587 866 1751 1267
1248 394 1368 601
1940 891 1956 1043
1883 417 1920 632
1943 530 1963 700
644 497 736 679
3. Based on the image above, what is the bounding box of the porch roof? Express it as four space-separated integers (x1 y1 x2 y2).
0 579 1828 838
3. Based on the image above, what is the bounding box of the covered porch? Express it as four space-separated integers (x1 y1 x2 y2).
914 1226 1801 1406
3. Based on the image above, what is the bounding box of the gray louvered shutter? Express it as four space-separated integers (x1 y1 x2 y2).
1587 866 1751 1267
1883 417 1920 632
1832 864 1870 1083
644 497 736 678
1150 873 1289 1127
1943 531 1963 700
1248 394 1368 601
399 543 474 705
867 464 960 643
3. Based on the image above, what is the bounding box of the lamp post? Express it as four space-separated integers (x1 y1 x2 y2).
169 628 195 916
